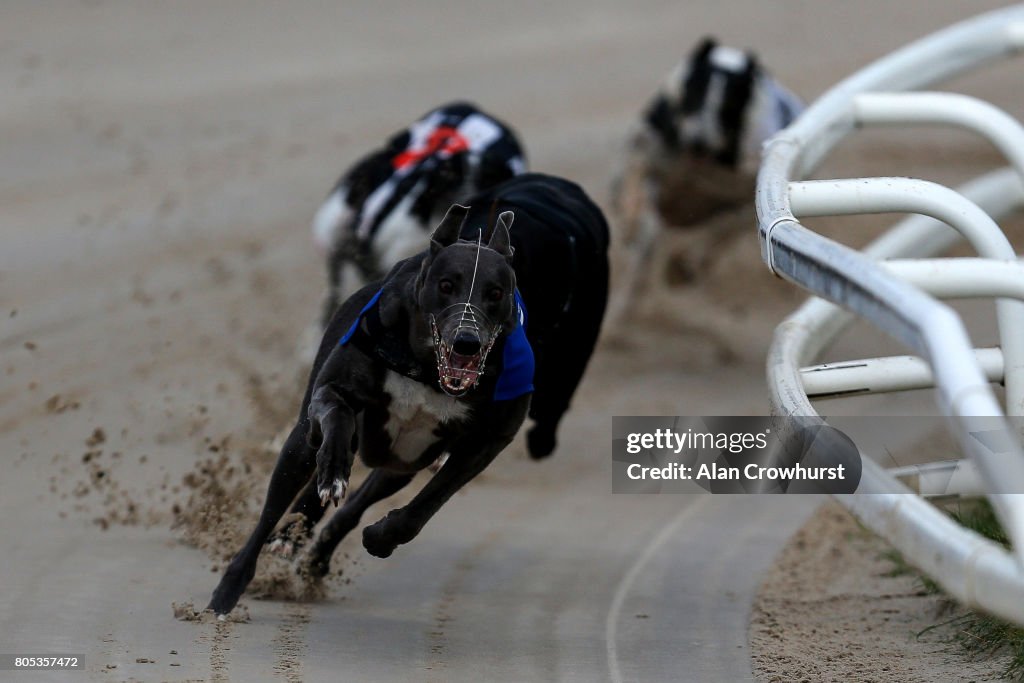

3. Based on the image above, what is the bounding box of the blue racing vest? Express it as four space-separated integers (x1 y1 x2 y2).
339 289 534 401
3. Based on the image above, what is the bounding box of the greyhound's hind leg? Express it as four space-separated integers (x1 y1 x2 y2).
528 256 609 459
304 469 415 577
362 399 527 558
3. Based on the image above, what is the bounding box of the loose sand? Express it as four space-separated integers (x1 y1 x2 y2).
751 503 1009 682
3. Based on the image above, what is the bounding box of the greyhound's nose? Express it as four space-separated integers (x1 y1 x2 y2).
452 333 481 356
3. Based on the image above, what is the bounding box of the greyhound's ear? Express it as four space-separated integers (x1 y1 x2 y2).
744 51 759 77
692 36 716 62
487 211 514 259
430 204 469 254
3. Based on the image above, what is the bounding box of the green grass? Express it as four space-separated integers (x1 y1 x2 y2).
881 500 1024 681
950 499 1010 548
880 547 943 595
956 612 1024 681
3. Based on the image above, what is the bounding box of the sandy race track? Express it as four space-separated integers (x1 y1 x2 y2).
1 2 1020 681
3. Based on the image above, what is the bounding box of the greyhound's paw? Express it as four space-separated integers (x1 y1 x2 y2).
362 522 397 558
527 425 557 460
207 592 237 618
208 565 250 617
266 513 314 557
363 511 416 558
317 477 348 508
267 537 296 558
267 534 311 559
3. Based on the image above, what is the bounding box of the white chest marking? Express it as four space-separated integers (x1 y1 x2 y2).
383 371 470 463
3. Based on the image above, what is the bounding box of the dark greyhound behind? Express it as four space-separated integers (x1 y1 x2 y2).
460 173 609 459
208 173 608 615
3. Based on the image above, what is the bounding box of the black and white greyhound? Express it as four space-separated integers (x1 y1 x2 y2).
312 101 526 328
607 37 803 327
209 173 608 615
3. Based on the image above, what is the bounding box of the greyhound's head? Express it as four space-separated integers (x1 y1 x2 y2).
413 204 517 397
642 37 803 171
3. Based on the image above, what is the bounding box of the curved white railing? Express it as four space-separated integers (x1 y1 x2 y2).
757 5 1024 624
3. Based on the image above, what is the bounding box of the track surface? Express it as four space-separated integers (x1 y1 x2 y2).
0 2 1014 681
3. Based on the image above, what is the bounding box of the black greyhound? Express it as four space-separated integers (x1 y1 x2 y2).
208 173 608 615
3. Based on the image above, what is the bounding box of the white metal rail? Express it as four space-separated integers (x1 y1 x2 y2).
757 6 1024 625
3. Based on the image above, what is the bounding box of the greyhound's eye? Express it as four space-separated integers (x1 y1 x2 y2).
439 279 454 295
487 287 504 302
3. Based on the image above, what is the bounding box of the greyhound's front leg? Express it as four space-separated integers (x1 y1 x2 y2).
307 384 357 507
